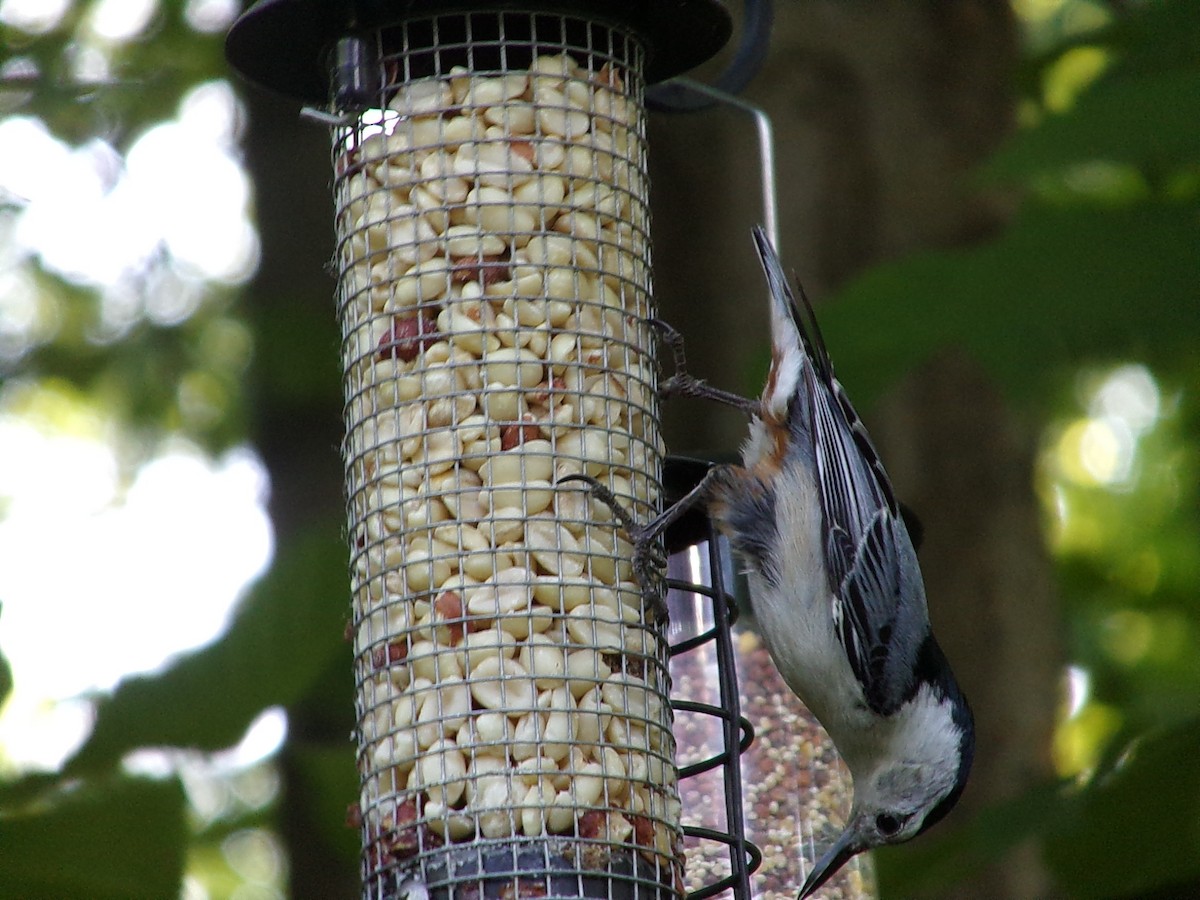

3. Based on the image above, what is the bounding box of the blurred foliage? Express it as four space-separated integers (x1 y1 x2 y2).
12 270 254 453
65 524 351 776
874 715 1200 897
0 0 1198 898
823 201 1197 403
1 0 251 456
0 605 10 709
1043 716 1200 897
0 774 187 898
0 0 283 894
830 1 1200 897
0 0 223 145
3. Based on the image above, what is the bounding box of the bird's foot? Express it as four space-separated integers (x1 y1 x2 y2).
558 466 733 623
649 318 761 415
557 474 668 622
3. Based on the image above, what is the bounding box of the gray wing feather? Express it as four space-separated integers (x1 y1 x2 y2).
811 370 929 715
754 228 929 715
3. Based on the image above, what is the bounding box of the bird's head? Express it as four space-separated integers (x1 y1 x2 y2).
798 684 974 898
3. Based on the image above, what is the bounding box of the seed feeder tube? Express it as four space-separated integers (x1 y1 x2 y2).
226 3 737 899
335 38 675 898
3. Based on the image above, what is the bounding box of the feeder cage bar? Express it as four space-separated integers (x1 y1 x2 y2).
661 457 760 898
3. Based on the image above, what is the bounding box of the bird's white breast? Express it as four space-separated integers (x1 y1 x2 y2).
729 442 877 750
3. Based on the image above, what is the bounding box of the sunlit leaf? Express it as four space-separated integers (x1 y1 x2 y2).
65 525 350 774
823 202 1200 406
987 68 1200 178
0 776 186 899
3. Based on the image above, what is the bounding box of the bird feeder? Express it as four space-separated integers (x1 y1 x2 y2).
226 2 865 898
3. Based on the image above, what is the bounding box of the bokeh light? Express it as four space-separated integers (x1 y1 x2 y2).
0 382 273 769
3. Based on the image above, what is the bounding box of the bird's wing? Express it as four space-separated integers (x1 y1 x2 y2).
809 369 916 714
752 226 926 715
810 332 938 716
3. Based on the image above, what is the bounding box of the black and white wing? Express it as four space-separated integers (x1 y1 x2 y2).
752 226 929 716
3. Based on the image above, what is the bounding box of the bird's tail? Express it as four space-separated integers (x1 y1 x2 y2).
751 226 828 422
751 226 900 514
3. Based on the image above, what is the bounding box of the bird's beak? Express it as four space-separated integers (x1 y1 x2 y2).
797 826 862 899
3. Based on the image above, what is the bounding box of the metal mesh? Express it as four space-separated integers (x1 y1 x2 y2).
331 12 679 900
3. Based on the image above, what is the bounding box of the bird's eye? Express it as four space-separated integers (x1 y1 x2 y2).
875 813 903 836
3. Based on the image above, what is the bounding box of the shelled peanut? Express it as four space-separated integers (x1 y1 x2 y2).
333 52 681 883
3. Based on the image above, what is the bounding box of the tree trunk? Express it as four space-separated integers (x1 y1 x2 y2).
242 90 359 900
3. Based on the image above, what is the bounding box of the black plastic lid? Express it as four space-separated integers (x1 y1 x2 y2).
226 0 731 104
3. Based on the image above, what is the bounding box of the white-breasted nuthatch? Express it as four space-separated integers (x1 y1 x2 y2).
566 226 974 898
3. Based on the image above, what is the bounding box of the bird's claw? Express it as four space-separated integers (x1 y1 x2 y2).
557 473 668 623
649 317 760 414
648 318 695 402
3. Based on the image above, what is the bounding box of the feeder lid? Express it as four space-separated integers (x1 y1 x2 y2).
226 0 732 104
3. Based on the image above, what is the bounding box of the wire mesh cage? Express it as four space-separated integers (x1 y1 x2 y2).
331 11 679 900
225 3 872 898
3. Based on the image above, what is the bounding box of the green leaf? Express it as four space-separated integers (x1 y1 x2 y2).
987 68 1200 179
1043 716 1200 898
986 0 1200 180
0 772 61 810
65 523 351 774
0 776 186 899
1103 0 1200 80
823 201 1200 407
0 602 11 708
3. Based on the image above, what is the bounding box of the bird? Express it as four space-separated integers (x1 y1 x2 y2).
564 226 974 898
